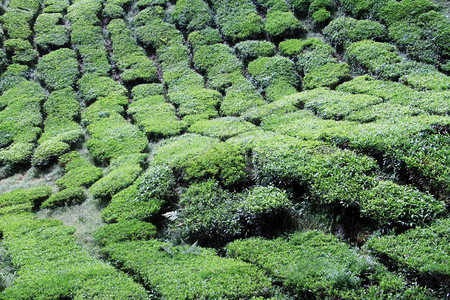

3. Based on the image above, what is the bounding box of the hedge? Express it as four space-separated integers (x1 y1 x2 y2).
176 179 292 244
366 218 450 290
0 186 52 216
234 40 276 62
153 134 247 186
323 17 386 50
101 182 164 223
94 220 157 246
129 96 187 138
346 40 402 73
107 19 158 84
303 63 351 90
187 28 222 50
37 48 79 90
227 230 432 298
211 0 264 43
172 0 213 31
0 215 148 299
188 117 257 140
4 39 38 64
40 187 86 209
103 239 272 299
34 13 70 51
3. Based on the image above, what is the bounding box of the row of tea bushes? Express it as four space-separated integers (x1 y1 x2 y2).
102 239 272 299
0 81 45 169
341 0 448 69
366 218 450 293
0 214 148 299
69 0 111 76
0 0 41 40
32 88 83 167
227 230 435 299
34 12 70 52
107 18 158 84
0 186 52 216
210 0 264 43
257 97 449 199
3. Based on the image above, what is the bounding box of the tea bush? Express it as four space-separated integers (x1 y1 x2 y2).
172 0 213 31
37 48 79 90
324 17 386 50
265 10 304 41
234 40 276 62
4 39 38 64
303 63 351 90
101 183 164 223
176 179 292 244
188 117 257 140
0 64 29 93
94 220 157 246
41 187 86 209
346 40 402 73
220 79 267 116
0 215 148 299
0 186 52 215
211 0 264 43
188 28 222 50
34 13 70 51
55 151 102 189
227 230 429 298
153 134 247 186
103 239 272 299
366 218 450 289
43 0 70 13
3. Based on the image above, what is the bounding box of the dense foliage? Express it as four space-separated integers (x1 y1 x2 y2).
0 0 448 298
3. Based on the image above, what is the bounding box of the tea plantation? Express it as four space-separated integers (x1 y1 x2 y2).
0 0 449 298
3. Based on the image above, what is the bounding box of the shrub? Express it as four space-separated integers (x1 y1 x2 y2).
366 218 450 289
41 187 86 209
248 56 299 89
0 215 148 299
0 142 35 166
107 19 158 84
300 88 383 119
323 17 386 50
133 6 164 26
303 63 351 90
0 64 29 93
43 0 70 13
34 13 70 51
187 28 222 50
37 48 79 90
296 43 337 74
265 10 304 40
346 103 425 123
94 220 157 246
129 98 187 139
169 88 221 122
312 8 331 24
172 0 213 31
234 40 276 62
211 0 264 43
32 140 71 167
175 179 292 244
103 239 272 299
153 134 247 186
346 40 402 73
265 81 299 102
194 44 242 76
360 181 445 227
339 0 378 18
188 117 257 140
89 164 143 199
136 165 176 201
0 9 34 39
220 79 267 116
56 164 103 189
226 230 420 298
136 20 183 49
101 183 164 223
78 75 127 104
0 185 52 213
67 0 103 25
132 84 164 100
102 3 125 18
4 39 38 64
376 0 437 26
